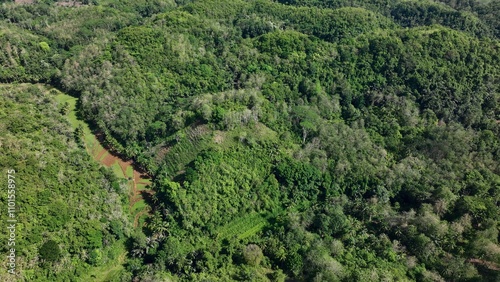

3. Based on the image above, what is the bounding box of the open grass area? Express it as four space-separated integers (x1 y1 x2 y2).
136 182 150 191
54 90 106 161
217 213 269 240
239 220 269 240
136 211 150 228
131 199 147 213
113 162 126 178
125 165 134 179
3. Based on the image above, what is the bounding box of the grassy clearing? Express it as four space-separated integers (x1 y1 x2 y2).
217 213 269 240
111 161 125 179
239 220 268 239
136 212 150 228
132 200 150 228
131 200 147 213
54 93 79 128
54 90 106 162
136 182 150 191
125 165 134 179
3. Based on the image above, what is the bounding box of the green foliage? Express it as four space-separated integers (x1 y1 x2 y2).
39 240 61 262
38 41 50 51
243 244 264 266
1 0 500 281
274 156 323 206
217 213 268 240
159 145 278 231
0 85 130 281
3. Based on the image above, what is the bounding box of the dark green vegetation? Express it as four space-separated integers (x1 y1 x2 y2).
1 0 500 281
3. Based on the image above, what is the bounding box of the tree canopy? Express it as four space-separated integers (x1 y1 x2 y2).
0 0 499 281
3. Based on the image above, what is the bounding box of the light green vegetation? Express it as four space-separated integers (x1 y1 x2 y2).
56 89 153 232
125 165 134 179
217 213 269 240
110 162 125 179
54 91 106 162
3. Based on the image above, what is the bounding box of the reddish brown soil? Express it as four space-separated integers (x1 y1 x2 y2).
95 148 107 162
129 166 154 227
101 152 120 167
133 169 149 183
83 135 153 228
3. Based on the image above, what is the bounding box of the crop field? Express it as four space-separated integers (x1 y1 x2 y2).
217 212 269 240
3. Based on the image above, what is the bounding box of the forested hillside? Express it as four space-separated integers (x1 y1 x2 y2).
0 84 131 281
1 0 499 281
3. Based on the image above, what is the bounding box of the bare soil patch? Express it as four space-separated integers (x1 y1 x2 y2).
101 152 119 167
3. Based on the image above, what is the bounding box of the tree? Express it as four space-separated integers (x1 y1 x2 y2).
285 251 304 277
243 244 264 266
39 240 61 263
293 106 321 144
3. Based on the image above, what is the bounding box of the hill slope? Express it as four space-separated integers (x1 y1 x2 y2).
0 0 499 281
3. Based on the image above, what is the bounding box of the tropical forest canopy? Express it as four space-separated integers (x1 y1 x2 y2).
0 0 499 281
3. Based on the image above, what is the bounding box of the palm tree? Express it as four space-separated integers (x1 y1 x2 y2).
147 211 169 239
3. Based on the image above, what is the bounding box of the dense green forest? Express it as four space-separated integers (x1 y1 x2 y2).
1 0 499 281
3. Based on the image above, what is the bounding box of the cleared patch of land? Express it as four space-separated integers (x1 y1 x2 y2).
54 90 153 228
